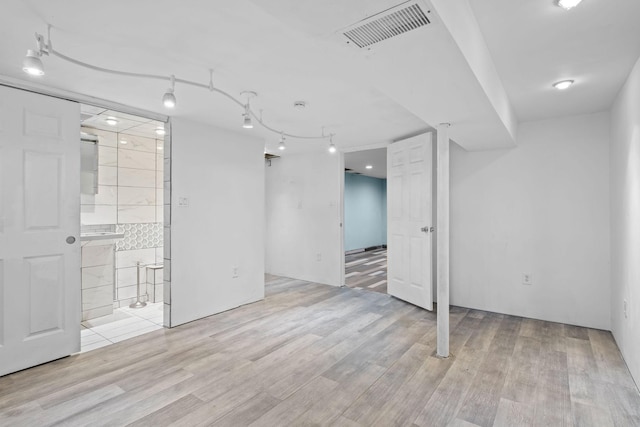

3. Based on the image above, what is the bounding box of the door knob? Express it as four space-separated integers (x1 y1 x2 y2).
66 236 76 244
421 226 429 233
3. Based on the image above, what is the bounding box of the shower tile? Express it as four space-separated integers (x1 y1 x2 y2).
98 166 117 186
81 185 117 206
118 187 156 206
117 134 156 153
119 168 156 188
116 247 156 268
81 205 117 225
82 265 114 289
118 149 156 170
118 205 156 223
82 285 113 311
81 244 114 267
116 267 142 288
98 146 117 166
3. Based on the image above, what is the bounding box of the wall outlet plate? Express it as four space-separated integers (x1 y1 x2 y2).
522 273 533 285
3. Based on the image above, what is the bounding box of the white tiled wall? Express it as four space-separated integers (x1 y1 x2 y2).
81 126 164 315
81 242 114 321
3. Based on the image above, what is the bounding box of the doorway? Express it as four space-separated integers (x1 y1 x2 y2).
343 148 388 294
78 104 166 352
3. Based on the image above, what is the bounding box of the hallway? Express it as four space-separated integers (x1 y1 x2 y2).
344 249 387 294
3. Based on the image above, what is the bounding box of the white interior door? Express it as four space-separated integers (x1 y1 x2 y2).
0 86 81 376
387 132 433 310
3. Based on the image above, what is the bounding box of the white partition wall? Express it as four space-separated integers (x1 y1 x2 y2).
265 151 343 287
168 118 265 327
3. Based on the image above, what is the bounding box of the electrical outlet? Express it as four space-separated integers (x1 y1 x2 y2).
522 273 533 286
232 267 239 278
178 197 189 207
624 300 628 319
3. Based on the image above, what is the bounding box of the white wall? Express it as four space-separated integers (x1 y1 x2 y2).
450 112 610 330
610 55 640 386
265 152 343 286
169 118 265 326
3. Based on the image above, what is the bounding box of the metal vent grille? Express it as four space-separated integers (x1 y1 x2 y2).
343 3 431 48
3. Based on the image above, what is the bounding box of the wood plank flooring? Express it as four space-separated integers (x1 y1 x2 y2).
345 249 387 294
1 276 639 426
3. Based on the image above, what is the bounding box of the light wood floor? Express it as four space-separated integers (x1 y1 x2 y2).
345 249 387 294
1 276 639 426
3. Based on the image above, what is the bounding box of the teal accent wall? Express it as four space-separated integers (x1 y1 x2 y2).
344 173 387 251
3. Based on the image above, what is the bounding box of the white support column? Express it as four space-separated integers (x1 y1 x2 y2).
436 123 450 358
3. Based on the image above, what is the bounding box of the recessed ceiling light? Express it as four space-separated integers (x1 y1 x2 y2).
365 165 373 169
119 140 128 144
553 80 574 90
105 117 118 126
557 0 582 10
155 127 166 136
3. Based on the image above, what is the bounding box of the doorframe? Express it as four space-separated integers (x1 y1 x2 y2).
340 143 389 290
0 77 173 328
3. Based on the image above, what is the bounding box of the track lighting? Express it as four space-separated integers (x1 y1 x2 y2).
23 49 45 76
328 135 336 153
162 75 176 109
21 28 337 148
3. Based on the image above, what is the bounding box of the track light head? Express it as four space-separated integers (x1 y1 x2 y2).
23 49 44 76
242 114 253 129
328 135 336 153
162 88 176 108
242 103 253 129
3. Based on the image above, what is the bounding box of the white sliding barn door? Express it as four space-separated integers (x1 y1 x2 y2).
387 133 433 310
0 86 81 376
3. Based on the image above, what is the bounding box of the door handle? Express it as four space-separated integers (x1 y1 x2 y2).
420 226 435 233
66 236 76 244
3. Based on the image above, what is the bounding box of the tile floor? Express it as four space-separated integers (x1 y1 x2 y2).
80 302 164 353
345 248 387 294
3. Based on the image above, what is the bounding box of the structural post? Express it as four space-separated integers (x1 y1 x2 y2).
436 123 450 358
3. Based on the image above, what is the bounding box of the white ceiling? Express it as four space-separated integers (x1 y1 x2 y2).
1 0 639 154
345 148 388 179
469 0 640 122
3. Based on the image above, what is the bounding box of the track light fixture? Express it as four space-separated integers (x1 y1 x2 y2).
22 33 48 76
162 75 176 109
23 49 45 76
242 104 253 129
328 135 336 153
21 28 336 149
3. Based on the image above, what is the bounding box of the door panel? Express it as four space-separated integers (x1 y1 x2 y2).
0 86 80 376
387 133 433 310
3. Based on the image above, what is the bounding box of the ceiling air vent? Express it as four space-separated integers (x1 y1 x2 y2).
342 1 433 49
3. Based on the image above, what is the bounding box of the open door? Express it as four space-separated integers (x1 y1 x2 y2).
387 133 433 310
0 86 81 376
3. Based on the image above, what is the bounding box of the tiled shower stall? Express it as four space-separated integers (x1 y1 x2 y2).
80 126 164 320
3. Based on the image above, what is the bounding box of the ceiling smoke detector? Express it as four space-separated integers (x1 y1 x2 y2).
293 101 306 109
340 1 434 49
